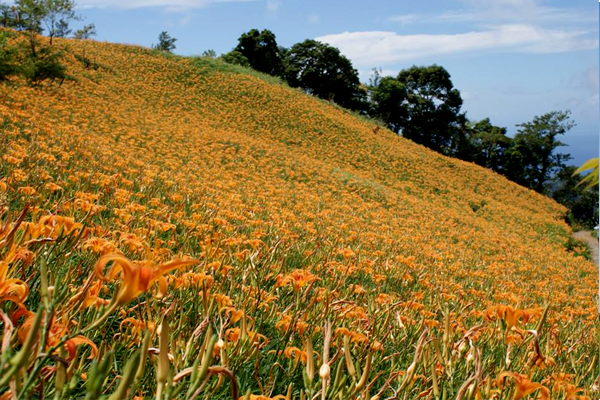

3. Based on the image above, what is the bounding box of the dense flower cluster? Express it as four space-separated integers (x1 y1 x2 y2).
0 35 597 399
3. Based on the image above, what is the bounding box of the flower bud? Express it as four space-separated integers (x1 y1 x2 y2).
319 363 330 379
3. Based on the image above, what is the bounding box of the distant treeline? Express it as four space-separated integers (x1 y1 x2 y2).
212 29 597 228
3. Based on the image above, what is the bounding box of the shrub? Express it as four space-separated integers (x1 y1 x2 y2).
0 30 19 80
20 44 67 85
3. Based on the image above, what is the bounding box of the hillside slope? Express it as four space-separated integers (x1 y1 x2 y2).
0 38 597 398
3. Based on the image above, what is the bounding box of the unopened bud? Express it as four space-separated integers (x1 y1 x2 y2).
466 349 474 364
217 338 224 348
319 363 330 379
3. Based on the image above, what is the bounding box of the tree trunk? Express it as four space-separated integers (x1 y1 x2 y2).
29 30 36 58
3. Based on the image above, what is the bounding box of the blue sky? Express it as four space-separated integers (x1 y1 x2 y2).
69 0 598 166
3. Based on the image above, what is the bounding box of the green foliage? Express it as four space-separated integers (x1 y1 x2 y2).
0 3 32 31
220 50 249 67
1 0 44 33
466 118 512 173
53 17 71 38
201 49 216 59
283 39 366 111
74 49 101 70
74 23 96 40
233 28 283 76
370 76 406 133
504 110 573 193
191 55 285 86
395 65 465 154
550 165 599 229
20 43 67 85
0 30 19 80
564 236 592 260
39 0 78 43
153 31 176 53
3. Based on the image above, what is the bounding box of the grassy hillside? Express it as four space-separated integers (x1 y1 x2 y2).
0 37 597 399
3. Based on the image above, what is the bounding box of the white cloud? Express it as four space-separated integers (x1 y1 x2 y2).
387 1 598 27
75 0 258 9
316 25 598 68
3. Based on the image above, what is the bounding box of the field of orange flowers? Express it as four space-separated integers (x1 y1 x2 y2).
0 35 598 399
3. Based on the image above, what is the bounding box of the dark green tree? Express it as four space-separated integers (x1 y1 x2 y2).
20 42 67 85
54 18 70 38
221 50 249 67
370 76 407 133
549 165 599 228
5 0 78 45
153 31 176 53
0 3 31 31
201 49 216 59
504 110 574 193
394 65 465 154
283 39 366 110
466 118 512 172
0 30 19 81
233 29 283 76
10 0 45 56
74 23 96 39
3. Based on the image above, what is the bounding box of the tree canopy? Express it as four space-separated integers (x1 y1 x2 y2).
370 76 407 134
233 29 283 77
395 65 465 154
153 31 177 53
283 39 366 110
504 110 573 193
466 118 512 173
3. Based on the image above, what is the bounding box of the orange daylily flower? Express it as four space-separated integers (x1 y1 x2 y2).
0 260 28 306
275 269 318 291
94 254 199 305
239 395 286 400
16 309 98 361
68 279 110 309
225 328 268 347
497 372 549 400
484 305 541 330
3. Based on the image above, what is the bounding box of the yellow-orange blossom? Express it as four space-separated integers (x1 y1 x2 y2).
94 254 198 305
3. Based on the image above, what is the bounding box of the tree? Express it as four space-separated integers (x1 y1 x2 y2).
504 110 574 193
394 65 465 154
549 165 599 228
153 31 176 53
74 23 96 39
0 3 32 31
233 29 283 76
221 50 249 67
20 42 67 85
7 0 78 45
0 30 19 81
201 49 216 59
466 118 512 173
41 0 77 44
10 0 45 56
283 39 366 110
54 18 70 38
370 76 406 133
